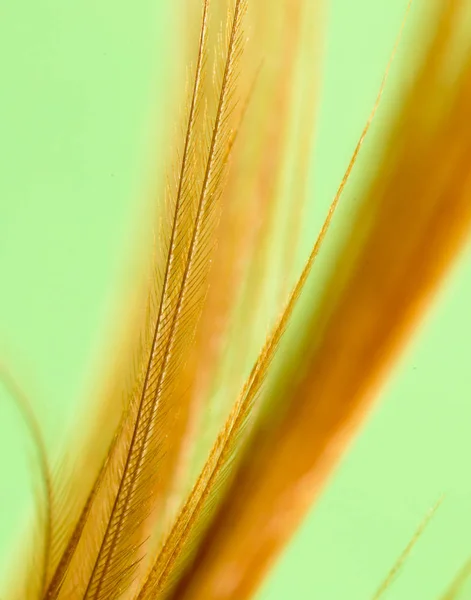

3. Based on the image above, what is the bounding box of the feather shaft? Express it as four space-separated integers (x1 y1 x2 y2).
83 2 211 596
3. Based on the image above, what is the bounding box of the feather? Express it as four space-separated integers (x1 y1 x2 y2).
0 367 52 599
43 416 126 599
187 0 316 480
80 1 213 596
41 217 166 598
136 14 386 595
280 0 324 296
441 557 471 600
373 499 442 599
79 0 246 597
166 4 471 599
3 1 471 598
234 0 306 344
161 72 259 521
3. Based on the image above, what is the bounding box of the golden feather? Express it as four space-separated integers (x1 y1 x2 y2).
2 1 471 599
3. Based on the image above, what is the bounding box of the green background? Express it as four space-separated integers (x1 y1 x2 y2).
1 1 470 598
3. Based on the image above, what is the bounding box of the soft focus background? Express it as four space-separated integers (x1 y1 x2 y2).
1 1 470 598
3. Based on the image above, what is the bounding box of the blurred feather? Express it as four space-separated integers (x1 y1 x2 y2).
165 4 471 600
233 0 306 350
0 368 52 599
441 557 471 599
280 1 324 295
184 0 324 488
373 499 442 599
144 21 385 598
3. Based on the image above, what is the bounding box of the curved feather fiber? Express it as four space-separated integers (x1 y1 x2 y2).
167 4 471 599
441 557 471 599
59 417 143 598
39 171 178 596
0 368 52 599
44 327 150 598
136 30 386 599
43 412 132 599
44 277 176 598
44 466 103 598
372 499 441 599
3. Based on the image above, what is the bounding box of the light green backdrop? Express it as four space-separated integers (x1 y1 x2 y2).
0 1 470 599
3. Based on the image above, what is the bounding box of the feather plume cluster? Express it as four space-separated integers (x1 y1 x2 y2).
2 0 471 599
